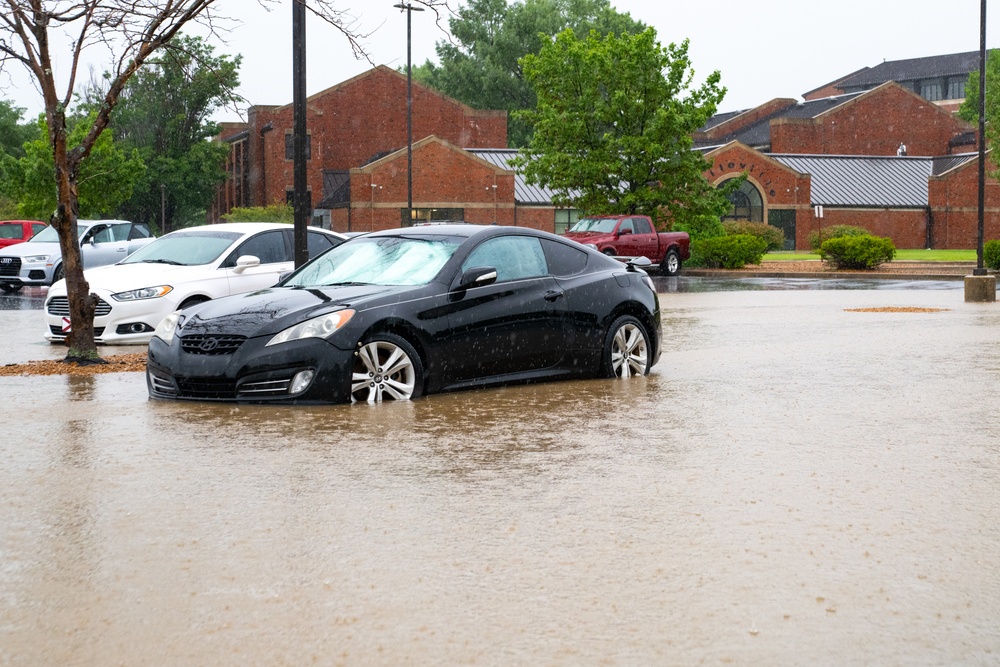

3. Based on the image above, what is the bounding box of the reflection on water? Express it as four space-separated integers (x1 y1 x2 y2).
3 288 1000 665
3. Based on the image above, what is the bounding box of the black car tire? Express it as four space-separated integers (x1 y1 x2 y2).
179 296 209 310
660 249 682 276
351 332 424 403
601 315 651 378
52 264 64 283
0 282 21 293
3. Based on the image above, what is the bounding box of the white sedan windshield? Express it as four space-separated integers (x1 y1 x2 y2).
121 231 242 266
286 236 462 287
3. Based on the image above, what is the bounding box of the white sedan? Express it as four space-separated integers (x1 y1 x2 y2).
44 222 346 345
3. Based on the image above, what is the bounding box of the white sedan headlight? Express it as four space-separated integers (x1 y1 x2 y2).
153 312 182 344
112 285 173 301
266 309 355 347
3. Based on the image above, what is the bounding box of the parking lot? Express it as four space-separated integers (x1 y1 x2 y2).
3 280 1000 665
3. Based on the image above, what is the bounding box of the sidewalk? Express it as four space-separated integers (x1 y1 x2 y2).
684 260 985 281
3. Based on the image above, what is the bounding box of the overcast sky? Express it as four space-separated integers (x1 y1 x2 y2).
2 0 999 124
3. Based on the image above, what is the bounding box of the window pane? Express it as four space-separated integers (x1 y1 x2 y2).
920 82 942 101
554 208 580 235
284 133 311 160
947 78 966 100
463 236 547 282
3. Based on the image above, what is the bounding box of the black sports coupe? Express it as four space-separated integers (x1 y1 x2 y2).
146 224 661 404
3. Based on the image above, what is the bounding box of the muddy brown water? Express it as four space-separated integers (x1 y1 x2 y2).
2 285 1000 665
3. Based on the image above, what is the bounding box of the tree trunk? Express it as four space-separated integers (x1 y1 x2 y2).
50 122 99 361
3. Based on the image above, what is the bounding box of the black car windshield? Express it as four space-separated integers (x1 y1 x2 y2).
121 230 242 266
286 236 462 287
567 218 617 233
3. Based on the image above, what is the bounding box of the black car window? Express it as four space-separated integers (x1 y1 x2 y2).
633 218 652 234
462 235 548 282
224 230 289 266
540 238 589 276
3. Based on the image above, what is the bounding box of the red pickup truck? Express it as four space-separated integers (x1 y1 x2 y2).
562 214 691 275
0 220 47 249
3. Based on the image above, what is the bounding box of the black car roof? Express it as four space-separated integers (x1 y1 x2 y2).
362 224 549 241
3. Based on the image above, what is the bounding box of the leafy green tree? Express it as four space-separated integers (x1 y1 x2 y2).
958 49 1000 175
221 204 294 223
79 35 240 232
0 100 36 158
513 28 733 229
414 0 646 147
6 115 145 220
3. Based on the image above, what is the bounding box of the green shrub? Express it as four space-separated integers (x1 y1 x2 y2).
221 204 294 223
671 213 726 241
808 224 870 252
721 220 785 251
691 234 768 269
819 235 896 269
984 239 1000 270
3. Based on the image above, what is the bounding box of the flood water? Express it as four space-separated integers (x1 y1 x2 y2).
3 281 1000 665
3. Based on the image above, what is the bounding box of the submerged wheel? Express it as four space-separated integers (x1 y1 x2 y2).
601 315 650 378
660 249 682 276
350 332 424 403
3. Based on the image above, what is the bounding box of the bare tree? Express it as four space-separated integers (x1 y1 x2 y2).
0 0 448 362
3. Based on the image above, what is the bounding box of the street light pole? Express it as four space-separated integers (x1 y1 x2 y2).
976 0 988 276
394 2 424 227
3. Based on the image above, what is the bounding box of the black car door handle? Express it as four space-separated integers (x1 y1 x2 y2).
543 289 565 302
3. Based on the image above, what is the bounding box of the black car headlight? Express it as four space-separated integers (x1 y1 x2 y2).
266 309 356 347
153 311 183 344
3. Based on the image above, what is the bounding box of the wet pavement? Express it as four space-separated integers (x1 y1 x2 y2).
3 280 1000 665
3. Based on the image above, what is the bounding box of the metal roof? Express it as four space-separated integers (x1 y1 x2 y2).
467 148 572 205
771 154 933 207
931 153 977 176
695 93 863 150
838 51 986 89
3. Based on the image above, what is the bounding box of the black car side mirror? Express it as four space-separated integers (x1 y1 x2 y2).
456 266 498 290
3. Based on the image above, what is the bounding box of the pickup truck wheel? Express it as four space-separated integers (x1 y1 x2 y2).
602 248 616 257
660 249 681 276
601 315 650 379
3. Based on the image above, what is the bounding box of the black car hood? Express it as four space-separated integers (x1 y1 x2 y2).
177 284 411 337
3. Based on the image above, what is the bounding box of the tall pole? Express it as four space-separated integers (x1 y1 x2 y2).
292 0 309 267
976 0 987 275
394 3 424 227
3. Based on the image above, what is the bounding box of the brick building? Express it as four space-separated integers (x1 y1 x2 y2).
696 82 1000 249
213 58 1000 249
212 66 510 228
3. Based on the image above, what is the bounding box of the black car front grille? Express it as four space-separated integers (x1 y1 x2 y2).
238 378 292 397
179 334 246 356
0 257 21 277
47 296 113 317
175 377 238 399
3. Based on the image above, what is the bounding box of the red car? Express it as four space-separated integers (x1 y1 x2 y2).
562 214 690 276
0 220 47 249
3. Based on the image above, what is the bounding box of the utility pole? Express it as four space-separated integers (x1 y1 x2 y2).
394 2 424 226
292 0 309 266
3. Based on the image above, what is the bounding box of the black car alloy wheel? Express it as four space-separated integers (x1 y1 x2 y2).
350 332 424 403
602 315 650 378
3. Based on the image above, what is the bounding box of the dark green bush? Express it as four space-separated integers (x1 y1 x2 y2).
984 239 1000 270
691 234 768 269
819 235 896 269
722 220 785 251
808 225 870 252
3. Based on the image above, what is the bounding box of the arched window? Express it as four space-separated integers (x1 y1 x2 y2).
722 180 764 222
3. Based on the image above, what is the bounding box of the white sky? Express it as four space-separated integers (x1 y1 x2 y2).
1 0 998 123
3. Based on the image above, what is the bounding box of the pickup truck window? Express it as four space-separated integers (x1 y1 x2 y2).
568 218 617 234
619 219 634 234
633 218 652 235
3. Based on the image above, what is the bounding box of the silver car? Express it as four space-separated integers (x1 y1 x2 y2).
0 219 155 292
